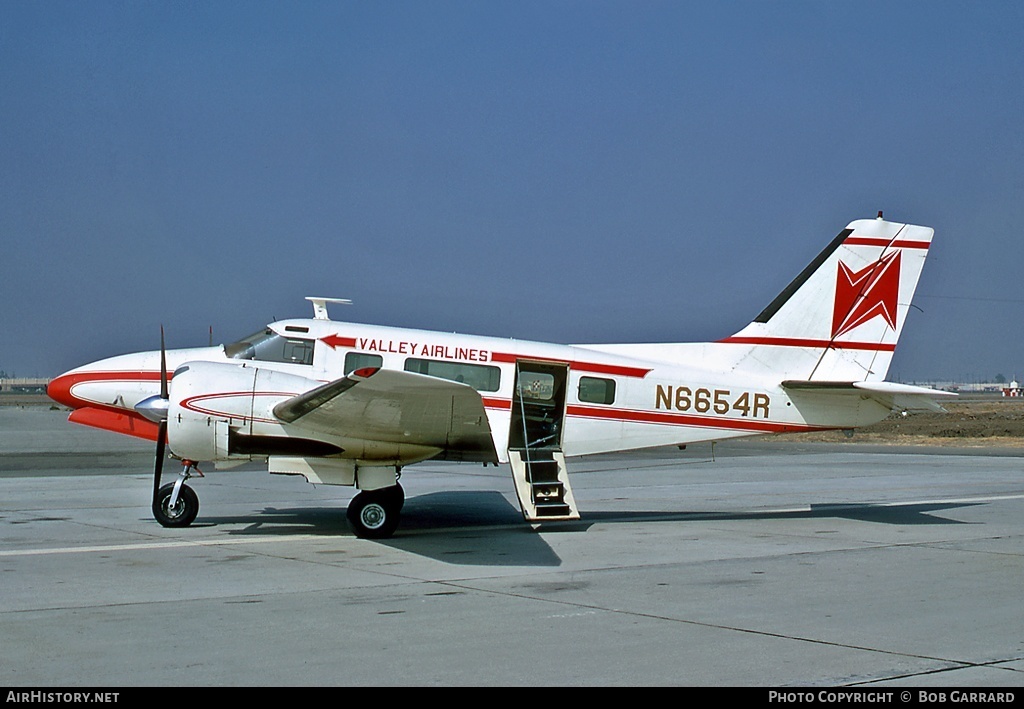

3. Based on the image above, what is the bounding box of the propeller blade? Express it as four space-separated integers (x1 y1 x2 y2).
159 325 168 400
153 326 169 504
153 420 167 502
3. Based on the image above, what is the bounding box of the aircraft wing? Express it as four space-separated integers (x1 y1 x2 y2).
272 368 498 461
781 380 957 412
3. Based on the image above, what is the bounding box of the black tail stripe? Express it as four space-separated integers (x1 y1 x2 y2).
753 228 853 324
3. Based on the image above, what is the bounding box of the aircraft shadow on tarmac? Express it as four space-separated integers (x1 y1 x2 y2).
580 501 982 526
193 491 566 567
183 492 980 567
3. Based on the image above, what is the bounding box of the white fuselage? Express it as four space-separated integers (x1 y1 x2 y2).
49 317 891 468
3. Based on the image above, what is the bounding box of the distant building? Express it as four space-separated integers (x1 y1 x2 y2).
1003 380 1022 397
0 377 50 394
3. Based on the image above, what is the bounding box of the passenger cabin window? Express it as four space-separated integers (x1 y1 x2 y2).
404 358 501 392
225 329 315 366
344 352 383 375
578 376 616 405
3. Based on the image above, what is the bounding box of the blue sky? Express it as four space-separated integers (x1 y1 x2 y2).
2 1 1022 382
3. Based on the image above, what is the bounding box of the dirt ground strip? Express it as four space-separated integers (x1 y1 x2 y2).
784 396 1024 448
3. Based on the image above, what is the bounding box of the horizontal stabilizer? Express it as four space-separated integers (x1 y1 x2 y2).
782 380 957 412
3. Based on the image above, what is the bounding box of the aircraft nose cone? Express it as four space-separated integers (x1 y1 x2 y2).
47 372 77 409
134 394 169 423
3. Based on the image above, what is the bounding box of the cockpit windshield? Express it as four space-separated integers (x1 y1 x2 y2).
224 328 315 366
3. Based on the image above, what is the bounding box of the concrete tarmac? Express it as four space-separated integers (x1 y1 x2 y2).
2 406 1023 687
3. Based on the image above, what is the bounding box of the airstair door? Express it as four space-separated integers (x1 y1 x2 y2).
507 361 579 521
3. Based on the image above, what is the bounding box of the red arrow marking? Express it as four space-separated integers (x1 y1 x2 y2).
320 334 356 350
831 251 901 339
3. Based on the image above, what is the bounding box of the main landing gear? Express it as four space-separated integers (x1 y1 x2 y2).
145 447 406 538
152 460 203 528
346 484 404 539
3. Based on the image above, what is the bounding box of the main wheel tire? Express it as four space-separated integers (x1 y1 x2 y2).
153 482 199 528
381 483 405 512
346 489 401 539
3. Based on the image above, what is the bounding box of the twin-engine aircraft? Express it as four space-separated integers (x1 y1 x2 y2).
48 215 953 538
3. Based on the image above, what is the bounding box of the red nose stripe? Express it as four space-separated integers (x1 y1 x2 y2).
47 371 169 409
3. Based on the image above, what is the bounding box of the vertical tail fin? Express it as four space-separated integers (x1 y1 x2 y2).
721 216 934 382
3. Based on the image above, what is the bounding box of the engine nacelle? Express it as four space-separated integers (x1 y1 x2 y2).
166 361 448 470
167 361 334 461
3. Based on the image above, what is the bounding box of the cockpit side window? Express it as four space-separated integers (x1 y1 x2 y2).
225 329 315 366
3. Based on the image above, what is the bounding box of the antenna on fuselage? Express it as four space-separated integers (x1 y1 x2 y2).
305 296 353 320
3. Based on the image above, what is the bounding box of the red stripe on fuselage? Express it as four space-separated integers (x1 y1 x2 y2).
47 370 170 410
564 404 827 434
483 397 828 435
490 352 651 378
717 336 896 352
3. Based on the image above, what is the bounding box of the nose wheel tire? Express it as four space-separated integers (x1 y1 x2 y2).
347 486 402 539
153 483 199 528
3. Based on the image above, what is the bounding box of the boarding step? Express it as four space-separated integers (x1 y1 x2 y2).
508 450 579 521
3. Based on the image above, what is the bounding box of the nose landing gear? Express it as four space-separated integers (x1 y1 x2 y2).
153 460 202 528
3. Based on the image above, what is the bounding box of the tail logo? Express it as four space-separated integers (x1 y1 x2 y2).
831 251 901 338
